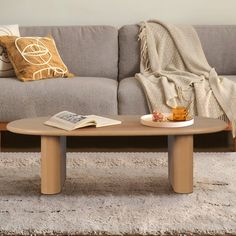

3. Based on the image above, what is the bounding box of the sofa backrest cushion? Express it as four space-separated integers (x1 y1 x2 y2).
119 25 236 79
20 26 118 80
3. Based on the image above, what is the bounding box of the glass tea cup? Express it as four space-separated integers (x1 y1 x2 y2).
172 106 188 121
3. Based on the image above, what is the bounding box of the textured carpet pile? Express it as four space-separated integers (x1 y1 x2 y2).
0 152 235 236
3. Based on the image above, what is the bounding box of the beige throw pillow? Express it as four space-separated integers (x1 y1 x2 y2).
0 24 20 77
0 36 74 81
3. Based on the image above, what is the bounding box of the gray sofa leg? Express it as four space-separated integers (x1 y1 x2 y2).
234 137 236 152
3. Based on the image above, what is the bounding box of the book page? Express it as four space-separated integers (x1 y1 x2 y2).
44 111 95 131
55 111 87 124
87 115 122 127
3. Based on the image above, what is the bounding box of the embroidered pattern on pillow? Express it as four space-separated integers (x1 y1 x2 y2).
15 37 68 80
0 25 20 77
0 35 74 81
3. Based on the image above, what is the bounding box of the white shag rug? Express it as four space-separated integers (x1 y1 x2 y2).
0 152 235 236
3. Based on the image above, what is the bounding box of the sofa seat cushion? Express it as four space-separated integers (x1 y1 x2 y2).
118 76 236 115
222 75 236 83
118 77 149 115
0 77 118 122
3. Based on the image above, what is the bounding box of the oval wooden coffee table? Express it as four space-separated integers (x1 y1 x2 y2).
7 116 227 195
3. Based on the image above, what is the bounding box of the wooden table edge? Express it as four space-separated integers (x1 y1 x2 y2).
6 116 228 137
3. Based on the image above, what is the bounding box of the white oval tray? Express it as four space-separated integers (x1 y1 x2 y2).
140 114 194 128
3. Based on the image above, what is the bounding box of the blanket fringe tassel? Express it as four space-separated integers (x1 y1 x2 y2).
139 24 151 73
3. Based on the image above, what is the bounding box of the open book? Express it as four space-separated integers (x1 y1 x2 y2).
44 111 122 131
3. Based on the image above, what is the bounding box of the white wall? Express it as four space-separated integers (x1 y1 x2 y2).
1 0 236 27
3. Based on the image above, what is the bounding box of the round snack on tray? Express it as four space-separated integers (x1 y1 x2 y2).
152 111 166 122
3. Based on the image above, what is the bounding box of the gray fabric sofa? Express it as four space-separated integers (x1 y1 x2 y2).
1 24 236 122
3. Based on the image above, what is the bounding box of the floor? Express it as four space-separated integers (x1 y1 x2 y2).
0 152 235 236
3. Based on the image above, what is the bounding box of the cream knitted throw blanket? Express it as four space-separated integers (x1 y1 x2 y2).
135 20 236 136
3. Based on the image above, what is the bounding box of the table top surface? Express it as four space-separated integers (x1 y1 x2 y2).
7 115 228 137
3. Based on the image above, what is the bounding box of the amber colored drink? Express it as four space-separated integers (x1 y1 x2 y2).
172 106 188 121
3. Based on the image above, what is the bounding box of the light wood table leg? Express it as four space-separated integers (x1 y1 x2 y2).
168 135 193 194
41 136 66 194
